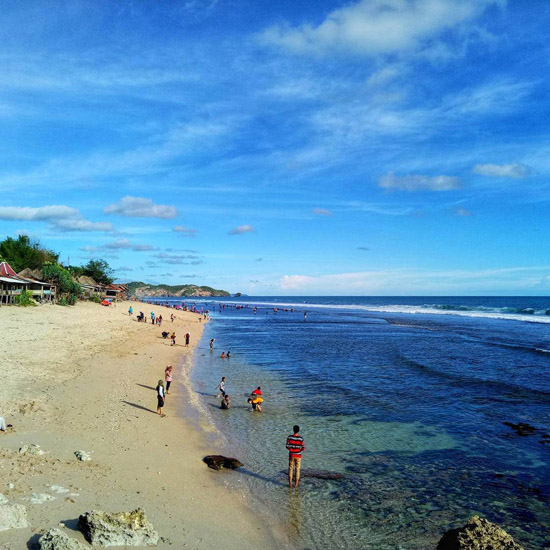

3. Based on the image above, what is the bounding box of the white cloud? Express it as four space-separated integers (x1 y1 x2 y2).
0 205 79 220
280 275 315 290
379 171 462 191
260 0 501 56
54 219 114 232
116 266 134 272
173 225 198 237
104 238 155 251
312 207 333 216
278 266 550 294
0 204 114 233
228 224 255 235
455 207 473 216
104 196 177 219
473 163 532 179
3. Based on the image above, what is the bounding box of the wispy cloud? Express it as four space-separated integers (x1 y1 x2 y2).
357 246 370 251
104 196 177 219
473 163 532 179
379 172 462 192
173 225 198 237
104 238 155 251
152 252 204 265
228 224 255 235
260 0 501 57
455 207 473 217
312 207 333 216
0 205 78 220
0 205 113 232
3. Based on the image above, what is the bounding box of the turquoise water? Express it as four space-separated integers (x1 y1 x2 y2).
147 297 550 549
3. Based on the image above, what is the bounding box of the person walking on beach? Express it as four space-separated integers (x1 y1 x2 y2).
165 366 173 394
215 376 226 398
170 332 176 346
156 379 166 416
151 311 155 324
128 306 133 316
170 313 175 323
185 332 190 347
286 425 305 488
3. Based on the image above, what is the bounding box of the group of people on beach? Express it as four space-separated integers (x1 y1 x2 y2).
133 300 306 488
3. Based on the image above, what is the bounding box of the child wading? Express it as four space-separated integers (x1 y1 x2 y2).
286 425 305 488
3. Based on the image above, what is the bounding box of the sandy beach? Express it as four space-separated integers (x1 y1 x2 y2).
0 301 281 549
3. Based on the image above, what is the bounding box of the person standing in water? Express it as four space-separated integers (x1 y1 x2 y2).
165 366 173 394
286 425 305 488
215 376 226 397
156 380 166 416
210 338 215 350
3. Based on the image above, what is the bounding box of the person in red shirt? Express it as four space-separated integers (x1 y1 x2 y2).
286 425 305 488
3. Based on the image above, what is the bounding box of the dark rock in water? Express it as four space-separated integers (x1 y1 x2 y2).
437 516 524 549
203 455 243 471
503 422 537 437
299 469 344 480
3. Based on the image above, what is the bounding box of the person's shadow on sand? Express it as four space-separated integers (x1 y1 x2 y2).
122 400 156 414
136 383 156 391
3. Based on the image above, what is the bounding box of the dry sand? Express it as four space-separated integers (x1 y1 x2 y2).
0 301 281 549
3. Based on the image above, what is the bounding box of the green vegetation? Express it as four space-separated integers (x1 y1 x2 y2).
14 289 36 307
82 259 114 285
0 235 58 272
42 262 81 305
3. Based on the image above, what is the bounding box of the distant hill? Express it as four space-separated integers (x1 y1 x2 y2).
126 281 230 298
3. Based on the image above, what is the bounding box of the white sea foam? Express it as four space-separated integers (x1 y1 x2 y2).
211 300 550 324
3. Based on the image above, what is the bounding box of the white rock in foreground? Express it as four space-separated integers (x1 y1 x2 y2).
74 450 91 462
39 527 89 550
30 493 56 504
0 503 28 531
78 508 159 546
19 443 45 455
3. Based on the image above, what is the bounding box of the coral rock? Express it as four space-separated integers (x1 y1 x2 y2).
39 528 88 550
437 516 524 550
0 503 28 531
78 508 159 546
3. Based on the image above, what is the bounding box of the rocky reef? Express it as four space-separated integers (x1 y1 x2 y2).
437 516 524 549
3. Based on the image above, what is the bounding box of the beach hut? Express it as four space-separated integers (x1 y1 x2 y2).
0 262 27 305
17 268 56 303
78 276 103 299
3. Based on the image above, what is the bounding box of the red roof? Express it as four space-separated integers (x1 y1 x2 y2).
0 262 18 277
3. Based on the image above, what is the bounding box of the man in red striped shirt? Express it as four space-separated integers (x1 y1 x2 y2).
286 425 305 488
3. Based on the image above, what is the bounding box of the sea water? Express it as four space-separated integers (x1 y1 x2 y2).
147 296 550 549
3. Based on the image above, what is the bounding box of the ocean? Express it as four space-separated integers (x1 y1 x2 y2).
146 296 550 549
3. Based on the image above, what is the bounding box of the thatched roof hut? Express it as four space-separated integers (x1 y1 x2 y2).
18 268 44 280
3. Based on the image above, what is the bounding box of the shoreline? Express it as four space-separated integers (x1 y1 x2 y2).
0 301 282 550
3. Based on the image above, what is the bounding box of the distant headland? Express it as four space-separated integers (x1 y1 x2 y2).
127 281 230 298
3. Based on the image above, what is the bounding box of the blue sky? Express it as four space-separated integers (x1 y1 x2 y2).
1 0 549 295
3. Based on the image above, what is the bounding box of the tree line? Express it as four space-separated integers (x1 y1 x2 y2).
0 235 114 305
